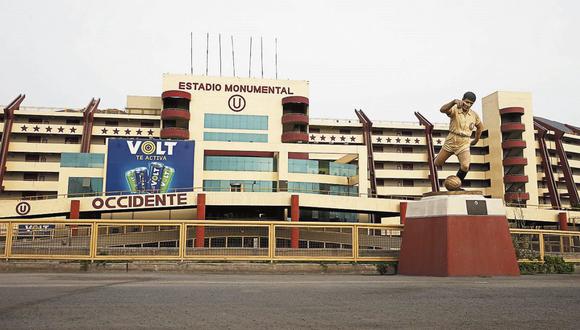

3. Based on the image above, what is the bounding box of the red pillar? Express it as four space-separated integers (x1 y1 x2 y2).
80 98 100 153
400 201 408 225
290 194 300 249
69 200 80 236
0 94 25 192
69 200 80 219
558 212 569 231
195 193 206 248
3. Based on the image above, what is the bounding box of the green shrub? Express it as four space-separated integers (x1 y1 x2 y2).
519 256 574 275
375 262 397 275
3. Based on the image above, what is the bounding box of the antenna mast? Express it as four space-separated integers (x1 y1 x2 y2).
231 35 236 77
219 33 222 77
205 33 209 76
248 36 253 78
190 32 193 75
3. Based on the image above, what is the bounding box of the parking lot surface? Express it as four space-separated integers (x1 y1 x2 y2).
0 273 578 329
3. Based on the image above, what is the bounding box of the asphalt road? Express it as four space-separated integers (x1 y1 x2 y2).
0 273 578 329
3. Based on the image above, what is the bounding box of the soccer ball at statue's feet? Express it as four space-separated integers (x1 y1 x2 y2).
444 175 462 191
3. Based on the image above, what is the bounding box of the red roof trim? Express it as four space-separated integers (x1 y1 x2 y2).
288 152 309 160
502 140 527 149
161 109 191 120
504 175 529 183
282 113 309 125
281 131 309 143
504 192 530 201
503 157 528 166
499 107 524 115
282 96 309 105
160 127 189 139
500 123 525 132
162 90 191 100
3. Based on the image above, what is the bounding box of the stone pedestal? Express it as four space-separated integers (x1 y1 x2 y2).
398 193 519 276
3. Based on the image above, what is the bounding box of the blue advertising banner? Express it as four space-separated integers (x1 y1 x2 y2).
18 224 55 237
105 139 195 194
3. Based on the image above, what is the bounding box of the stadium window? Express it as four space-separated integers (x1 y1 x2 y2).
65 137 80 144
230 183 242 192
23 173 38 181
309 241 324 248
60 153 105 168
403 163 413 170
66 119 81 125
402 179 414 187
339 129 351 134
105 120 119 127
402 147 413 153
373 146 384 152
22 191 37 199
28 118 43 124
402 130 413 137
27 136 41 143
140 121 155 127
25 154 40 162
204 156 276 172
309 128 320 133
164 120 176 128
67 177 103 196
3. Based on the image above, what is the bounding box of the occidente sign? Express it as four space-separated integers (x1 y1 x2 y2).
91 193 188 210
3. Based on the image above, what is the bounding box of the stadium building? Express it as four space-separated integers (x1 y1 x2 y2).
0 74 579 228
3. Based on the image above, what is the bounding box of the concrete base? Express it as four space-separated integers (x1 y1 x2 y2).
399 194 520 277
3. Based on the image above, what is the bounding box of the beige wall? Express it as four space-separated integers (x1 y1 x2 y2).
163 74 309 144
159 75 366 194
482 91 539 204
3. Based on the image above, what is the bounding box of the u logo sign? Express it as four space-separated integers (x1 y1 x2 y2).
16 201 31 216
228 94 246 112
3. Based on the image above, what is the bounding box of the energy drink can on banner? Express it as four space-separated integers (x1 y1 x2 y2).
159 166 175 193
125 169 138 193
134 167 149 192
148 162 165 193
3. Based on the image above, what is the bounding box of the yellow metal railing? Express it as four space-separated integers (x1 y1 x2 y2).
510 228 580 263
1 220 578 263
0 220 402 262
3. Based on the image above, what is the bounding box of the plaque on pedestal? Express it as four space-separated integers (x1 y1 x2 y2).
398 192 520 277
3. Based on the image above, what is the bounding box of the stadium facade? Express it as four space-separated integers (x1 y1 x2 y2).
0 74 579 227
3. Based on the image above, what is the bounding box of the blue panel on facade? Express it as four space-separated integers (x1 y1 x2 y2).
204 156 276 172
204 113 268 130
61 153 105 168
105 139 195 194
204 132 268 143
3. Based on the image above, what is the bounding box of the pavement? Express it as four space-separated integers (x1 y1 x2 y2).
0 273 578 329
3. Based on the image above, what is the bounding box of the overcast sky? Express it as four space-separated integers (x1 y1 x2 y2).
1 0 578 125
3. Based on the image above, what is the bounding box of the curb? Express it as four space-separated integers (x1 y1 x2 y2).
0 261 397 275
